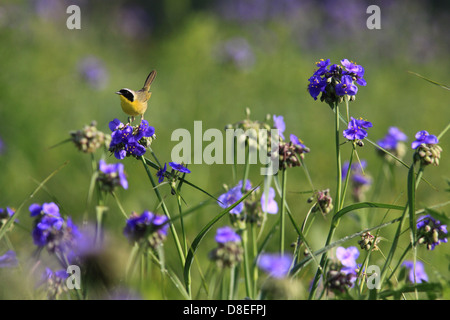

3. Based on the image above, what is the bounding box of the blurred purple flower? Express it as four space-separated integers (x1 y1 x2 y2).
260 187 278 214
217 184 244 214
98 159 128 190
342 160 371 186
216 37 255 70
257 253 292 278
0 137 4 154
117 5 153 39
273 115 286 140
0 250 18 268
123 211 169 245
215 226 241 244
402 261 428 283
336 246 359 268
377 127 408 150
78 56 109 90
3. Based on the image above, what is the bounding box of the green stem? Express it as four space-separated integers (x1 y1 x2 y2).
140 156 185 267
279 168 287 254
309 102 342 299
241 228 253 299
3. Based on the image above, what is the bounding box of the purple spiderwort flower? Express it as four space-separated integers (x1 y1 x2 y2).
273 115 286 140
123 211 169 243
169 162 191 174
98 159 128 190
215 226 241 244
260 187 278 214
402 261 428 283
411 130 438 149
340 59 367 86
29 203 81 257
343 117 372 141
257 253 292 278
313 58 330 76
217 180 255 215
290 134 307 149
217 185 244 214
156 163 167 183
307 75 327 100
0 250 18 268
335 75 358 96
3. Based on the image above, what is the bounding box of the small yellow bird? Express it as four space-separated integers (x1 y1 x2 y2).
115 70 157 123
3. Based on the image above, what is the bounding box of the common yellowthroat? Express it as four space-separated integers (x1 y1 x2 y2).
115 70 157 123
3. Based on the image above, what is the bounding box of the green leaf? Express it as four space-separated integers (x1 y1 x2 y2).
378 282 443 299
408 71 450 90
333 202 405 221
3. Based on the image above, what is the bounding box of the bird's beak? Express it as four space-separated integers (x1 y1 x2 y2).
115 91 122 95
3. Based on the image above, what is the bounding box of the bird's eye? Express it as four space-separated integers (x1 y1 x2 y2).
120 89 134 102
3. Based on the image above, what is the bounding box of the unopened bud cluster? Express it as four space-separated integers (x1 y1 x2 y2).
416 215 447 250
209 242 243 268
278 141 310 170
357 232 379 251
326 263 355 293
309 189 333 216
414 144 442 167
70 121 110 153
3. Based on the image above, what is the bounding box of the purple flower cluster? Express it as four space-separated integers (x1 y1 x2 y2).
123 211 169 247
29 202 81 258
308 58 366 104
416 215 448 250
97 159 128 192
108 118 155 160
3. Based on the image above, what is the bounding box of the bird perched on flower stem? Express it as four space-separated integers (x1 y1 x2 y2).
115 70 157 123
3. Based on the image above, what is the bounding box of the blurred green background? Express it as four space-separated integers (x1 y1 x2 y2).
0 0 448 299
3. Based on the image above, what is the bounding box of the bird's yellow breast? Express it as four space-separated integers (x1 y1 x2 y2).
119 94 147 116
